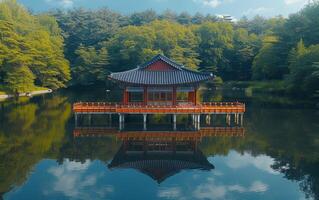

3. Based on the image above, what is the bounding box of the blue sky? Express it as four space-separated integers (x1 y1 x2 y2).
18 0 309 18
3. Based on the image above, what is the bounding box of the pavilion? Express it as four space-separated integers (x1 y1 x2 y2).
108 54 214 106
73 54 245 130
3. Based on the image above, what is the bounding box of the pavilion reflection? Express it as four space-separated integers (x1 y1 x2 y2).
72 126 245 183
109 134 214 184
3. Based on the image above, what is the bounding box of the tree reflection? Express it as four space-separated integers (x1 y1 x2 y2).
0 95 72 197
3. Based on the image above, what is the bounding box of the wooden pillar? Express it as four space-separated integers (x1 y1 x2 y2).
241 114 244 126
172 86 177 106
226 114 231 126
194 88 198 105
188 92 193 104
143 114 147 130
144 86 148 105
119 114 125 130
197 114 201 130
192 114 195 125
88 114 91 126
206 114 211 125
173 114 177 130
75 114 78 127
123 87 129 105
235 114 239 125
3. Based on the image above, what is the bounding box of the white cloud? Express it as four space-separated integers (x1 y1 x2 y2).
47 159 114 200
193 0 222 8
194 183 226 199
284 0 308 5
242 7 271 16
193 178 269 200
249 181 268 193
225 151 279 175
45 0 74 8
228 184 246 193
158 187 182 199
203 0 221 8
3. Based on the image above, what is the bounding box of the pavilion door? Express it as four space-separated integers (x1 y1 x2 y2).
147 87 173 106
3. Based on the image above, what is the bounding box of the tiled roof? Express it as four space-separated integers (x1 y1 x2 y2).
139 54 183 70
109 54 214 85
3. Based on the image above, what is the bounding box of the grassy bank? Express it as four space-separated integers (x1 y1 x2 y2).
0 86 50 96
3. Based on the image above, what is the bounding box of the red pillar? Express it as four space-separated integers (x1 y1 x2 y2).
172 86 177 106
144 86 148 105
188 91 195 105
194 88 198 105
123 87 128 105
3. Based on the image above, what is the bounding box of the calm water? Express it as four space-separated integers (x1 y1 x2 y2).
0 87 318 200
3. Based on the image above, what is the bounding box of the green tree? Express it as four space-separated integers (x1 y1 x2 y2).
286 44 319 96
129 10 157 26
107 20 200 71
0 0 70 92
0 21 35 92
226 28 261 80
194 22 233 75
73 45 109 85
53 8 123 64
150 20 200 69
252 36 286 80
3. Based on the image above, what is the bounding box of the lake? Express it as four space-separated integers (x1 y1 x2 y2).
0 86 318 200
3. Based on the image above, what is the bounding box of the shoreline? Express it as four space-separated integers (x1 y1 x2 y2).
0 89 53 100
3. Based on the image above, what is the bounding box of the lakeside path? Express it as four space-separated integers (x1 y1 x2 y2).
0 89 52 100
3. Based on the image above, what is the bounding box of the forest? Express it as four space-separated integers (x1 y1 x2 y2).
0 0 319 98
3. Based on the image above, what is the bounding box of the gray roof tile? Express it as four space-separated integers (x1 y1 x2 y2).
109 55 214 85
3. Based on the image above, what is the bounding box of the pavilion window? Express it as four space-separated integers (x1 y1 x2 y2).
176 91 188 102
148 93 154 101
148 92 172 101
167 92 172 101
147 87 173 104
126 87 144 103
129 92 143 102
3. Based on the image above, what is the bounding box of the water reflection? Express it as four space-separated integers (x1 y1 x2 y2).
72 114 245 183
109 132 214 184
0 88 318 200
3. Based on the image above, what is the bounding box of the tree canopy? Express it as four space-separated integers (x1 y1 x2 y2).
1 0 319 97
0 0 70 92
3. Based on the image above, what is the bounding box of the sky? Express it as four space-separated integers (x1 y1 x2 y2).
18 0 311 18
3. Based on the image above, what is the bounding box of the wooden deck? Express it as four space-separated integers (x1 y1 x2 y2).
73 102 245 114
73 127 245 138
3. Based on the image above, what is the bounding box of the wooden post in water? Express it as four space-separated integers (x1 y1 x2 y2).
173 114 177 130
225 114 230 126
206 114 211 125
143 114 147 130
109 114 112 127
119 114 125 130
241 113 244 126
75 114 78 127
197 114 201 130
192 114 195 125
88 114 91 126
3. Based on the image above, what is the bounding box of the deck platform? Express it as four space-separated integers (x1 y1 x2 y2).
73 102 245 114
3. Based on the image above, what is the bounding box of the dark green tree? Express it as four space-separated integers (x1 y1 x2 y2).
73 45 109 85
